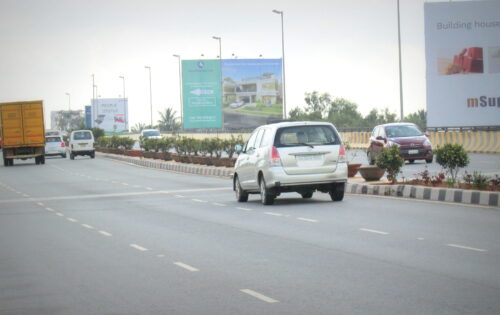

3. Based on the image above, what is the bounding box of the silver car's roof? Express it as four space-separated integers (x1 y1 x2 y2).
257 121 335 130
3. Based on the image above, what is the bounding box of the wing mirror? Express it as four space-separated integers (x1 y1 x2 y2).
376 136 387 143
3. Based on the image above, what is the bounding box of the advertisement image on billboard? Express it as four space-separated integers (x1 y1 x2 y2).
222 59 283 129
182 60 222 129
91 98 128 134
424 1 500 127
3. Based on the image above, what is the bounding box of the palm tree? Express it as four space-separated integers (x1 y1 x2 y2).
157 108 180 132
131 122 147 133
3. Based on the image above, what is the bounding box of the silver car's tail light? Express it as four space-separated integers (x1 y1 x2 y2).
338 143 347 163
271 146 281 166
60 142 65 147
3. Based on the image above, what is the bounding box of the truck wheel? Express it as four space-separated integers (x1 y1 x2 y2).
9 159 14 166
35 157 40 165
3 158 8 167
40 155 45 164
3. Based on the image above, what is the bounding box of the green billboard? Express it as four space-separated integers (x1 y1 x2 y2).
182 60 222 129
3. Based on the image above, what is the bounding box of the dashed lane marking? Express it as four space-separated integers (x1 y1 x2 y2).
37 202 44 207
264 212 283 217
145 187 153 191
297 217 318 223
82 224 95 229
130 244 148 251
99 230 112 237
212 202 226 206
237 207 252 211
174 262 199 272
192 199 207 203
55 212 64 217
45 207 55 212
359 228 389 235
446 243 487 252
67 218 78 223
175 195 184 198
240 289 279 303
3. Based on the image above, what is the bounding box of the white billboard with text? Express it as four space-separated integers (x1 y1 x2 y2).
424 1 500 127
91 98 128 133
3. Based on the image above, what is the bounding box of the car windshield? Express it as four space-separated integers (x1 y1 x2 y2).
143 130 160 137
46 136 61 143
385 125 423 138
73 131 92 140
274 125 340 147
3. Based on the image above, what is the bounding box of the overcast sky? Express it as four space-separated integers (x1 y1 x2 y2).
1 0 442 128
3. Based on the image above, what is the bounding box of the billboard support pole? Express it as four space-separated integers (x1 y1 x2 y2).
173 54 183 130
273 9 286 120
213 36 223 131
397 0 404 120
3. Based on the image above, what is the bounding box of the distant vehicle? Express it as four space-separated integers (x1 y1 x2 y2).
45 135 66 158
229 100 245 109
141 129 161 139
0 100 46 166
233 121 348 205
45 129 62 137
68 130 95 160
367 122 433 165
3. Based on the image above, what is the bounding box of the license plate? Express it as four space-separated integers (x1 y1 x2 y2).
297 154 322 161
408 149 419 154
79 143 88 147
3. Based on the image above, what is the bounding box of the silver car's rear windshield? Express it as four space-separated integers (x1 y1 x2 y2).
274 125 340 147
46 136 62 143
385 125 422 138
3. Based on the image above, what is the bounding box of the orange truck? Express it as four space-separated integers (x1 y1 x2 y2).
0 100 46 166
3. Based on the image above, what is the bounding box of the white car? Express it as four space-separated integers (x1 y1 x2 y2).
45 135 66 158
68 130 95 160
141 129 161 139
233 121 348 205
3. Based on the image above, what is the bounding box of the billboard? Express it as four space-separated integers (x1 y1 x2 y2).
424 1 500 127
222 59 282 129
182 60 222 129
91 98 128 133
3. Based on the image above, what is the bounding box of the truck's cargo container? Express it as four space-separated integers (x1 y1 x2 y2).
0 100 45 166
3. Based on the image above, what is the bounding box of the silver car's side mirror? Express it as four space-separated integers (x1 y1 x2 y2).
235 144 243 153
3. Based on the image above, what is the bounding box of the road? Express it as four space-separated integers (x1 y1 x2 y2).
1 155 500 314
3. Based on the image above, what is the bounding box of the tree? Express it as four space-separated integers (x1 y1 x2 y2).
326 98 364 128
55 110 85 131
435 143 470 185
131 122 147 133
404 109 427 130
157 108 180 132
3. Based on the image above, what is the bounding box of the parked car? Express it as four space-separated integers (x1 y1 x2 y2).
45 135 66 158
68 130 95 160
367 122 433 165
141 129 161 139
233 121 348 205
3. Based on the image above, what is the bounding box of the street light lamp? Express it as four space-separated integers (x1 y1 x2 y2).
212 36 223 130
145 66 153 126
272 9 287 119
65 92 71 110
173 54 183 129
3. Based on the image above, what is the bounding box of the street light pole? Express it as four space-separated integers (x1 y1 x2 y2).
273 9 287 119
65 92 71 110
212 36 223 130
119 75 127 130
145 66 153 126
173 54 183 129
397 0 404 120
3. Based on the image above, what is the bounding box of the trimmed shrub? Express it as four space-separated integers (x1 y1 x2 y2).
376 144 404 184
435 143 469 185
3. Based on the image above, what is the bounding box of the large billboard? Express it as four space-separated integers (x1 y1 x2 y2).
91 98 128 134
182 60 222 129
181 58 283 129
424 1 500 127
222 59 282 129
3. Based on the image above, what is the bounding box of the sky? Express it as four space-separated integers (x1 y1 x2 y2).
0 0 450 129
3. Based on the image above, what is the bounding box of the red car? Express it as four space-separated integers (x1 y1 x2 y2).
367 123 433 165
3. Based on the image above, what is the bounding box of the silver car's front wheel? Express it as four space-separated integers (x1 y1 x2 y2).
234 176 248 202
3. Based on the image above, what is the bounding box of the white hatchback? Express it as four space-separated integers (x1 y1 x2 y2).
45 135 66 158
233 121 348 205
69 130 95 160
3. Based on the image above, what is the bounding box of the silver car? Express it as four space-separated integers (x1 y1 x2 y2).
233 121 348 205
45 135 67 158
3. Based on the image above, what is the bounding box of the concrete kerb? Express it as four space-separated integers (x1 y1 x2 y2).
97 152 498 208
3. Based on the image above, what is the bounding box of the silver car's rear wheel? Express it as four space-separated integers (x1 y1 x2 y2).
234 176 248 202
259 177 275 205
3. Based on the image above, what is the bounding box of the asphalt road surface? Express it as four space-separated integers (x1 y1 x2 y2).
1 155 500 314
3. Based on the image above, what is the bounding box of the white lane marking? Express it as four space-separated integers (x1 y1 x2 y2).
237 207 252 211
157 254 165 258
212 202 226 206
67 218 77 223
55 212 64 217
99 230 112 237
45 207 55 212
81 224 95 230
175 195 184 198
130 244 148 251
37 202 44 207
417 237 425 241
145 187 153 191
23 194 30 197
297 217 318 223
264 212 283 217
192 199 207 203
122 183 129 186
359 228 389 235
240 289 279 303
174 262 199 272
446 243 487 252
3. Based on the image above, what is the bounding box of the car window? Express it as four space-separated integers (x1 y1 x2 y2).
274 125 340 147
254 129 265 149
46 136 61 143
143 130 160 137
260 129 272 147
372 127 378 138
378 127 386 138
385 125 422 138
244 130 259 152
73 131 92 140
